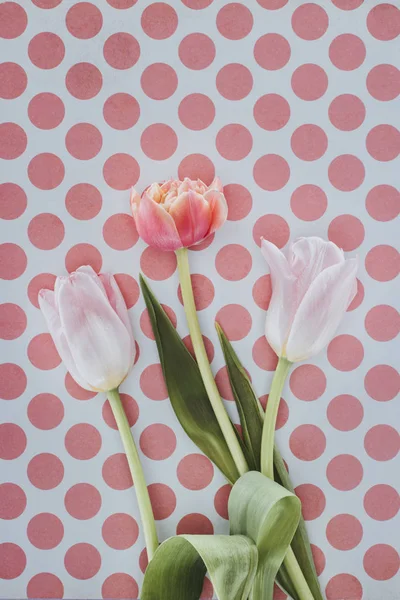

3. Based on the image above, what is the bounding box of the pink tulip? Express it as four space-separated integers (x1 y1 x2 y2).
39 266 135 392
261 236 358 363
130 177 228 250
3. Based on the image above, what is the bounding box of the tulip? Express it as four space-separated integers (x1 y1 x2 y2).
130 177 228 251
39 266 159 560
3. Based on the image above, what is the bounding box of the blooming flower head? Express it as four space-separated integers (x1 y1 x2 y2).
261 236 358 363
39 266 135 392
130 176 228 251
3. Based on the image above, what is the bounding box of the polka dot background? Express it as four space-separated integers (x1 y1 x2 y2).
0 1 399 599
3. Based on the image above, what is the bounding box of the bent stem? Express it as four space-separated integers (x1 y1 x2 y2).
107 388 159 561
176 247 248 477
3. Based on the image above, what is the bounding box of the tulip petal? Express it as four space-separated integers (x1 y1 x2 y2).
57 272 133 391
285 257 358 362
99 272 136 360
204 190 228 235
132 192 183 251
208 176 223 193
261 239 295 357
130 187 142 213
169 190 211 247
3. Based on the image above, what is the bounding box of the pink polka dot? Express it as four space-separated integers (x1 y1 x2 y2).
65 243 102 274
0 63 27 99
252 275 272 310
365 484 400 521
216 3 253 39
328 335 364 371
257 0 287 7
64 543 101 580
365 364 399 402
140 248 177 282
329 94 365 131
28 92 65 130
366 124 400 161
326 514 363 550
290 184 327 221
292 3 328 40
367 4 400 41
0 423 26 459
28 32 65 69
327 454 363 490
103 153 140 190
32 0 62 7
364 544 399 580
0 2 27 39
141 124 178 160
103 33 140 69
0 243 27 280
190 234 215 251
102 393 138 429
141 3 178 39
65 184 102 220
365 304 400 342
141 63 178 100
183 334 215 363
107 0 137 6
365 245 399 282
66 63 102 100
291 63 328 101
216 304 252 341
328 154 365 191
328 214 365 251
177 274 215 310
295 484 326 520
28 513 64 549
0 543 26 579
215 244 252 281
332 0 363 8
103 213 138 250
28 213 65 250
252 336 278 371
329 34 366 70
28 153 65 190
179 94 215 130
28 453 64 490
254 94 290 131
214 484 231 518
102 513 139 549
148 483 176 519
140 424 176 460
66 123 102 160
140 304 176 340
291 124 328 161
27 573 64 599
216 124 253 160
252 214 290 247
0 122 26 159
140 364 168 400
28 333 61 370
311 544 326 576
66 2 103 39
224 183 252 221
179 33 215 70
0 363 27 400
28 393 64 430
365 425 399 461
65 424 102 460
254 34 291 70
182 0 212 7
347 278 364 312
0 483 26 519
177 454 214 490
326 574 363 600
103 93 140 130
216 366 234 400
366 185 400 222
113 274 139 309
216 63 253 100
0 303 26 340
327 394 363 431
253 155 290 191
178 154 215 184
65 483 101 520
289 424 326 461
290 364 327 401
367 64 400 101
102 574 139 599
260 395 289 429
103 454 133 490
177 513 213 535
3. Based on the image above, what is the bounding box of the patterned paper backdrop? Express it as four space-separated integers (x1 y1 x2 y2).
0 0 399 598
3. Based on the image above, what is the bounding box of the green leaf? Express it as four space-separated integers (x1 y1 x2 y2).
141 534 258 600
140 275 240 484
229 471 301 600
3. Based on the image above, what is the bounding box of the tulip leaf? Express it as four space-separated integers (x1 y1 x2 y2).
140 275 240 483
141 534 258 600
229 471 301 600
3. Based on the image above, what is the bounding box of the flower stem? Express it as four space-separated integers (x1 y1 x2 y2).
107 388 159 561
176 247 248 477
260 356 291 479
283 547 315 600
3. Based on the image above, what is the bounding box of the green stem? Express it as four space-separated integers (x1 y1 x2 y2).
107 388 159 561
260 356 291 479
283 547 315 600
176 247 248 477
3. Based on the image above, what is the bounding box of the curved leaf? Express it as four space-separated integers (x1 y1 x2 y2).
141 534 258 600
229 471 301 600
